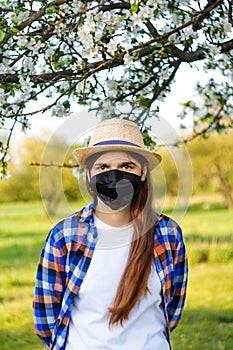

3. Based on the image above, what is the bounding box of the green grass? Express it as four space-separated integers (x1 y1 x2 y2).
171 264 233 350
0 200 233 349
0 202 50 350
181 206 233 242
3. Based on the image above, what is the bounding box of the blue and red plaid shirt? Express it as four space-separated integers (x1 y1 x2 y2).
33 201 188 350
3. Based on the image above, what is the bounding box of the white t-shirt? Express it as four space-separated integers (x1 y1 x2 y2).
65 215 169 350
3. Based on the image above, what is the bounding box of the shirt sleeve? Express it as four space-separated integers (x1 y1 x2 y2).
33 227 66 348
168 224 188 331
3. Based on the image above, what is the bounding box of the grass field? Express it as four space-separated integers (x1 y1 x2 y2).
0 200 233 350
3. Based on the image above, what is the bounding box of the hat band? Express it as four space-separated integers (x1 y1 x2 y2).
93 140 141 148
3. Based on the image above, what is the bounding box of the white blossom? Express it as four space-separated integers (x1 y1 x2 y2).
51 103 66 118
60 80 70 90
78 26 91 40
131 12 144 27
106 79 118 98
27 38 36 50
100 101 115 119
0 88 5 104
11 10 30 24
94 30 103 41
157 68 171 80
0 0 11 10
102 11 115 26
219 18 232 34
107 79 117 90
160 22 172 34
85 13 98 32
19 117 31 131
205 44 221 59
11 103 20 114
17 36 28 47
150 0 164 5
180 27 199 42
23 57 35 73
129 4 154 27
169 32 179 43
82 45 99 60
71 0 83 13
45 47 56 59
171 13 182 27
139 5 153 20
19 76 34 96
60 3 73 15
107 36 122 54
0 59 13 74
123 51 134 66
31 40 44 54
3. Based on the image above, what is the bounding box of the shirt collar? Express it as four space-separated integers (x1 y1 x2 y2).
77 201 95 223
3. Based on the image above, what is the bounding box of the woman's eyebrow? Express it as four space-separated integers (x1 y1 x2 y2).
94 162 109 167
94 161 137 167
121 161 137 166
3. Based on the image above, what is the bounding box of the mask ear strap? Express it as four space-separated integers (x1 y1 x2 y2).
141 164 148 181
140 169 145 182
87 169 91 182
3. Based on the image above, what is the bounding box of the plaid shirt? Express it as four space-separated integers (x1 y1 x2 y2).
33 201 188 350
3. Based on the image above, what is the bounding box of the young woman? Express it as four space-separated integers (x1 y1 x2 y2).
33 118 188 350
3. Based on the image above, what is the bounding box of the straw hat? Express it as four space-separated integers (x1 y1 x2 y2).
73 118 162 170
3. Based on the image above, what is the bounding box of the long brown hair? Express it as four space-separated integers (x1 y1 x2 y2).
85 151 158 326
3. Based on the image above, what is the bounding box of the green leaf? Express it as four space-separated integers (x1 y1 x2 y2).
119 15 126 22
164 41 171 47
131 1 138 13
45 6 55 14
11 27 19 33
63 100 70 110
151 106 160 113
142 129 157 149
15 7 21 16
152 49 160 55
12 19 18 25
139 97 151 108
0 30 5 43
132 52 139 60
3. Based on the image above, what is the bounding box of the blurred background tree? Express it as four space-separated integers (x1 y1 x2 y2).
187 130 233 209
0 135 81 213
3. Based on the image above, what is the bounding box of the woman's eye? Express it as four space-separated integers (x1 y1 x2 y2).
123 165 131 170
99 165 106 171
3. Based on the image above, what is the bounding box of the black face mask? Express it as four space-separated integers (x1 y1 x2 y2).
89 169 143 210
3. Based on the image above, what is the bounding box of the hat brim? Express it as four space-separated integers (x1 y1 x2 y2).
73 145 162 170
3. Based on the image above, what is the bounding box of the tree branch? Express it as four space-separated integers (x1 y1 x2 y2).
115 75 158 102
151 60 181 102
0 0 227 85
30 161 77 168
182 105 225 144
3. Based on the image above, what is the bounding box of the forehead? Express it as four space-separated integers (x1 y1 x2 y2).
93 151 140 165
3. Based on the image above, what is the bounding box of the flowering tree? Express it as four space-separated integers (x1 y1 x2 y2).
1 0 233 178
